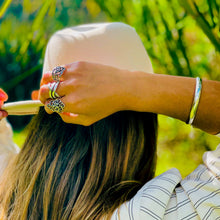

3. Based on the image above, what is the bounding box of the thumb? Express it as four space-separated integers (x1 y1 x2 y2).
0 89 8 101
0 89 8 107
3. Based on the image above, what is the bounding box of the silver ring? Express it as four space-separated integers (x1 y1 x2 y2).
52 66 65 82
47 99 65 113
48 82 60 99
52 82 60 99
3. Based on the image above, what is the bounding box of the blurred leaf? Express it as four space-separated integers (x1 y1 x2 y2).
0 0 12 18
32 0 55 32
2 63 42 92
48 0 56 16
86 0 100 17
20 0 56 55
23 0 31 12
179 0 220 52
23 0 43 13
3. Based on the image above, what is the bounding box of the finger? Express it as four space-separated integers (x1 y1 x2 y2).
53 95 82 114
44 98 94 126
44 98 66 115
40 72 53 86
0 89 8 102
44 98 56 114
0 110 8 120
45 106 54 114
45 97 81 116
31 90 40 100
59 112 93 126
39 81 65 104
41 66 67 86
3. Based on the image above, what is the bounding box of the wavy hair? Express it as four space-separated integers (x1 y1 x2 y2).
0 107 157 219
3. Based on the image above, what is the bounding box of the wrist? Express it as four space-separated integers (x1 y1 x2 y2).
121 70 154 112
122 71 194 121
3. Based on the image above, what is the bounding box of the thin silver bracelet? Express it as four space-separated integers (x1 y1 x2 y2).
187 77 202 125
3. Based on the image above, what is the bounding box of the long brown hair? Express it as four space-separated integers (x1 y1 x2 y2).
0 107 157 220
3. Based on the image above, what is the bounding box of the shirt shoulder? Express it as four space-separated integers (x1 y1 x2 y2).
180 145 220 219
111 146 220 220
111 168 182 220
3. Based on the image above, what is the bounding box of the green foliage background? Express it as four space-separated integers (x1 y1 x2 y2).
1 0 219 177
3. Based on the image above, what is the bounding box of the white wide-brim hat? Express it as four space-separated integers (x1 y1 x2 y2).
3 22 153 115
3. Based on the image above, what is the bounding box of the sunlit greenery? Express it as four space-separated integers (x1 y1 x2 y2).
1 0 220 177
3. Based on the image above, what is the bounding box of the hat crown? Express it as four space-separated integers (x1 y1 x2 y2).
43 22 153 74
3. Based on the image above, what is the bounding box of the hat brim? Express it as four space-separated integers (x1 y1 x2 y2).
2 100 44 115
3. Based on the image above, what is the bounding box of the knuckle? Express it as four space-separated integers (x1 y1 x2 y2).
65 96 81 110
66 78 78 89
39 85 48 95
75 61 86 70
78 61 86 67
42 72 51 82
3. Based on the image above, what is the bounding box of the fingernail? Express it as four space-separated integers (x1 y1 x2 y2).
0 111 7 118
61 112 71 116
41 72 51 86
0 89 8 102
61 112 79 117
0 112 4 118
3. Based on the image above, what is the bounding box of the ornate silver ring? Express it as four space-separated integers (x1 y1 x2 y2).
52 66 65 82
47 99 65 113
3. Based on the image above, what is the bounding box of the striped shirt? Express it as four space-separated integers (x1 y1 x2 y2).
111 145 220 220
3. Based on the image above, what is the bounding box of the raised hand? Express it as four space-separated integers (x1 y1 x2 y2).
39 61 133 126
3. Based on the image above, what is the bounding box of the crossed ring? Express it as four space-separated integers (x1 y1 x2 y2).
52 66 65 82
48 82 60 100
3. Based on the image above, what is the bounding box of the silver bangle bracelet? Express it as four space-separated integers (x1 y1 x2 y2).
187 77 202 125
